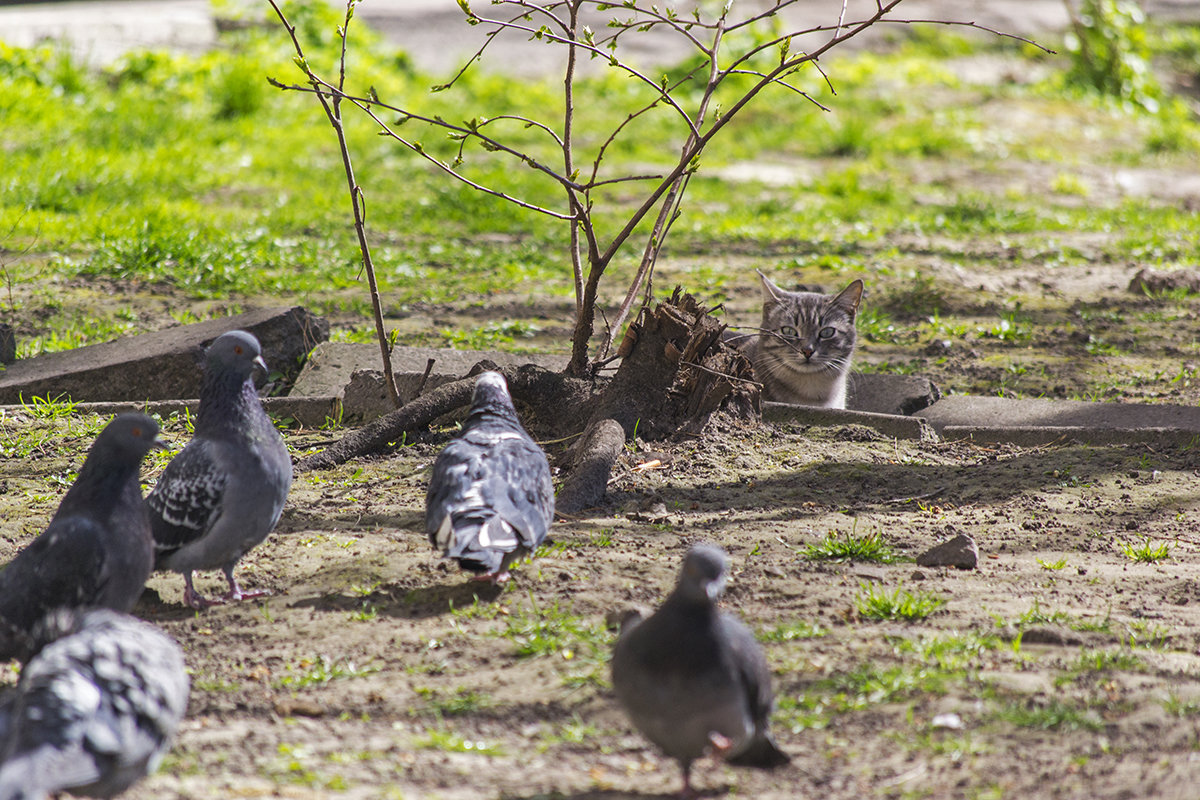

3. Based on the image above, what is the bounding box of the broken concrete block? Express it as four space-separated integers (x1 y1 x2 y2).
762 403 938 441
292 341 569 421
0 306 328 404
846 372 942 416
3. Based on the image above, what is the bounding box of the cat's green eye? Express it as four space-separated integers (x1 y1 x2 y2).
779 326 798 340
818 326 836 340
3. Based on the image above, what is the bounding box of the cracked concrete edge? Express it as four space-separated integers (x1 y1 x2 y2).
761 402 939 441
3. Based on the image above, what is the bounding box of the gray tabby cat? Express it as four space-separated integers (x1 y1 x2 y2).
743 271 864 409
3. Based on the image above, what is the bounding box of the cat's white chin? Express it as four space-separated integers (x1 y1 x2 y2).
786 361 830 375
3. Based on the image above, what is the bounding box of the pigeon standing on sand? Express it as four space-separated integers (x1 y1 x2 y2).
147 330 293 609
0 609 189 799
611 544 790 798
425 371 554 582
0 414 164 663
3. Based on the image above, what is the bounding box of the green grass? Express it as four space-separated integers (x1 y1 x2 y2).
273 655 380 689
994 700 1104 732
855 583 946 622
413 687 491 718
803 526 900 563
489 593 611 688
1 6 1199 401
774 632 1003 731
413 727 503 755
1120 537 1171 563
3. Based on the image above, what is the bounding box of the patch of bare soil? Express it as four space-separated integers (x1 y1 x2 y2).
5 410 1199 800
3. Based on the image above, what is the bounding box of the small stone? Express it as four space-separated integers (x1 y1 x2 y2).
910 570 927 581
916 533 978 570
931 712 964 730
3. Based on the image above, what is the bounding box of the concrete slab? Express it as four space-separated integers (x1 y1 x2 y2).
0 307 328 404
0 0 215 66
292 341 569 421
846 373 941 416
940 425 1200 448
762 402 937 441
916 396 1200 434
292 341 567 399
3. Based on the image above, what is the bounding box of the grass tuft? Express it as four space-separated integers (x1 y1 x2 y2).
855 583 945 621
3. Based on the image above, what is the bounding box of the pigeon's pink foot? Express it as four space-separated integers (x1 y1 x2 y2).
224 586 270 602
707 731 734 758
223 572 269 603
183 579 223 611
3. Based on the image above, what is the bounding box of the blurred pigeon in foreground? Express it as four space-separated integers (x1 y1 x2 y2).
611 544 789 798
0 609 189 800
425 371 554 582
148 330 293 609
0 414 164 663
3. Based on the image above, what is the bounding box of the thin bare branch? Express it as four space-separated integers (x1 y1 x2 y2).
267 0 400 408
452 9 702 137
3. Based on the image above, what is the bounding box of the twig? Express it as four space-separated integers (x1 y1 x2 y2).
414 358 436 399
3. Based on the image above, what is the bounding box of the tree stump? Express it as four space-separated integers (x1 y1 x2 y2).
586 287 759 440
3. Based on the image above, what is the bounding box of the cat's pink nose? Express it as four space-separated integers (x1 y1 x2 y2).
801 346 815 359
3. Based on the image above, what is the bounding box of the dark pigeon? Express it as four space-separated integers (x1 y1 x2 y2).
611 544 790 798
0 609 189 800
425 371 554 582
147 330 293 609
0 414 164 663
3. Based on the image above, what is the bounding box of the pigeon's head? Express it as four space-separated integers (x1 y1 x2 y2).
676 544 728 604
207 330 269 379
470 371 516 414
95 413 168 462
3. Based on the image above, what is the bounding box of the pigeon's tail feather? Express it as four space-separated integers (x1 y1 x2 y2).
445 512 516 574
725 732 790 769
0 753 56 800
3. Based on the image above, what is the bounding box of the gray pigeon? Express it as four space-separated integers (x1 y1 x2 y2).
611 544 790 798
147 330 293 609
425 371 554 582
0 608 189 800
0 413 164 663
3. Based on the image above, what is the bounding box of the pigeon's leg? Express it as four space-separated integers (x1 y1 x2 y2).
469 571 511 585
222 565 270 602
183 572 220 610
678 763 698 800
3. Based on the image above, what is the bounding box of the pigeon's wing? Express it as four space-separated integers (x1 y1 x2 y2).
425 439 480 549
147 439 226 553
484 434 554 548
720 614 790 768
0 661 106 794
0 519 108 634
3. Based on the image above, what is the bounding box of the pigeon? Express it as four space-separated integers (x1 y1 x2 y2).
0 608 189 800
611 544 790 798
147 330 293 609
0 413 164 663
425 371 554 582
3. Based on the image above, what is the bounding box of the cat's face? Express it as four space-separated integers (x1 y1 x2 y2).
756 273 863 379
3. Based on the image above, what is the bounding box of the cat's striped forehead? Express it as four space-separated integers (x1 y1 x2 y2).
763 291 852 330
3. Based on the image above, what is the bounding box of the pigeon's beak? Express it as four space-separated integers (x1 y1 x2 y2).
705 575 727 601
253 355 269 375
151 434 170 451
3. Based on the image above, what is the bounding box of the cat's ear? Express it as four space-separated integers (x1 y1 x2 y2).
757 270 787 305
832 279 865 317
